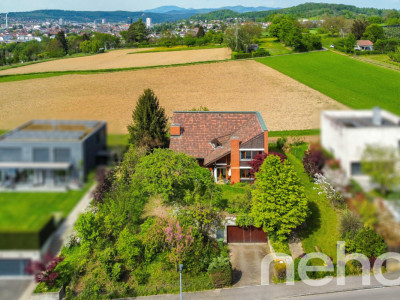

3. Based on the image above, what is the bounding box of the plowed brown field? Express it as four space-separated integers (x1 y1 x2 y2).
0 60 346 133
0 48 231 75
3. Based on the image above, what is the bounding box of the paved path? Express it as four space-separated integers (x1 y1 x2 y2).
47 184 96 256
288 232 305 259
229 244 270 287
120 271 400 300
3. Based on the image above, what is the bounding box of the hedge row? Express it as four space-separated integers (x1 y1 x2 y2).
231 52 252 59
0 216 56 250
354 50 382 56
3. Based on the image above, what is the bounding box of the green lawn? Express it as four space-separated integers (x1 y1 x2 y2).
269 129 320 137
258 37 292 56
287 144 340 261
0 174 94 232
256 51 400 115
220 184 247 199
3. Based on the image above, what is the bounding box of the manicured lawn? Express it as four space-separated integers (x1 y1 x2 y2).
287 144 340 261
256 51 400 115
108 134 129 149
258 37 292 55
269 129 320 137
220 184 247 199
0 175 94 232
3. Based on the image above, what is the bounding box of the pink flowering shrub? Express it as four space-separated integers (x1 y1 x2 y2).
25 253 64 286
164 219 194 269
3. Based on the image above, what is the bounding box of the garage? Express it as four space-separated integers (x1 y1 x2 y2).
227 226 267 243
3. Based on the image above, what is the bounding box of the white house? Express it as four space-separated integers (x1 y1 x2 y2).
321 108 400 190
355 40 374 51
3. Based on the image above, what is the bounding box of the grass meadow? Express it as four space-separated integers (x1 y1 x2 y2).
257 51 400 115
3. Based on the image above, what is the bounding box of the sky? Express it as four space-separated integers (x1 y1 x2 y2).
0 0 399 12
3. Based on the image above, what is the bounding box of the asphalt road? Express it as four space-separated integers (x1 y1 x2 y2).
0 279 32 300
281 286 400 300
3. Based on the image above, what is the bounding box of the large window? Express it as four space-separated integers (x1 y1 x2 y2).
54 148 71 162
0 148 22 162
216 168 227 181
33 148 49 162
351 162 362 175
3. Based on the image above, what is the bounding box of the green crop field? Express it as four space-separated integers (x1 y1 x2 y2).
258 37 292 55
256 51 400 115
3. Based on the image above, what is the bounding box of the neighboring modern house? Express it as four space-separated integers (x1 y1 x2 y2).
355 40 374 51
321 108 400 189
0 120 107 190
169 111 269 184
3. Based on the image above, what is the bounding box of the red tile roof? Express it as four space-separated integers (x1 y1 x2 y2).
169 111 267 165
357 40 374 46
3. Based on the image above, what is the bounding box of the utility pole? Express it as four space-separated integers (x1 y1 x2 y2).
179 264 183 300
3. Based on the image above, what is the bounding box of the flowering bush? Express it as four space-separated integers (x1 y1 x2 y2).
164 219 194 269
313 173 344 208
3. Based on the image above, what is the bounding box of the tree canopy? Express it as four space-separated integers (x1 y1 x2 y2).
251 155 309 240
126 19 148 44
127 89 169 149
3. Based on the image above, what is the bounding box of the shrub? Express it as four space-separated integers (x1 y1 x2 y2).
111 263 123 282
276 137 287 151
273 261 287 281
303 148 325 177
133 267 150 285
353 200 378 228
252 48 271 57
236 214 255 227
314 173 345 208
207 256 232 288
249 151 287 177
354 227 386 258
231 52 252 59
339 210 363 238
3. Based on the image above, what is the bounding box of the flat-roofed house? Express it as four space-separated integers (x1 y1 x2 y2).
0 120 107 190
321 107 400 190
169 111 269 183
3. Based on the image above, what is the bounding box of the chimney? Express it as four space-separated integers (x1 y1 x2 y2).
170 124 181 137
372 107 382 126
230 136 240 184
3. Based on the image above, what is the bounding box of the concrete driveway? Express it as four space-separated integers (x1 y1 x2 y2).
229 243 271 287
0 279 32 300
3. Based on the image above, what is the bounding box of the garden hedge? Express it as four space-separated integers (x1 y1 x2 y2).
0 216 56 250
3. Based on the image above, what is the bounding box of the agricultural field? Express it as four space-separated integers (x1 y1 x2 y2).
257 51 400 115
0 48 231 75
0 60 345 133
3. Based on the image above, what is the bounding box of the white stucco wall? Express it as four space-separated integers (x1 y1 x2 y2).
321 110 400 188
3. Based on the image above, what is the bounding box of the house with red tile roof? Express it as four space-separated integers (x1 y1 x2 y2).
169 111 269 183
355 40 374 51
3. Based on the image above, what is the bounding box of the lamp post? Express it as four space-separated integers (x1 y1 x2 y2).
179 263 183 300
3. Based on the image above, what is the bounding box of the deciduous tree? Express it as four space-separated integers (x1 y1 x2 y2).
251 155 309 240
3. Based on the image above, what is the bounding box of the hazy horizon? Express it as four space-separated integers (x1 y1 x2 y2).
0 0 399 13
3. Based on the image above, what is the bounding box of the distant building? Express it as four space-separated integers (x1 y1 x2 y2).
127 17 133 25
355 40 374 51
146 17 152 29
321 108 400 190
59 18 63 26
102 18 106 24
0 120 107 191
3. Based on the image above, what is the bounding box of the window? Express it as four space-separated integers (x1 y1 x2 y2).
240 169 252 179
54 148 71 162
240 151 252 160
0 148 22 162
33 148 49 162
351 162 362 175
217 168 227 180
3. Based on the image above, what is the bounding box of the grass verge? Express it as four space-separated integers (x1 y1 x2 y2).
287 144 340 261
256 51 400 115
129 45 225 54
0 59 230 83
269 129 320 137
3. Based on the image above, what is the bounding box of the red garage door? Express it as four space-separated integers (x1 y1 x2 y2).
227 226 267 243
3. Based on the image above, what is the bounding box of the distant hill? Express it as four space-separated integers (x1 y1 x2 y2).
144 5 278 15
191 2 393 21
